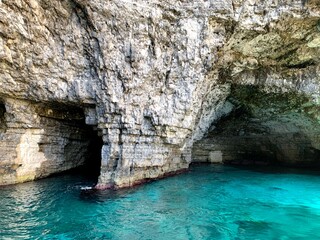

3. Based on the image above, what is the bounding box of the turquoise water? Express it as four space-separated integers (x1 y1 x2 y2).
1 165 320 240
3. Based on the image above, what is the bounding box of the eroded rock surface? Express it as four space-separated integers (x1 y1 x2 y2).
0 0 320 187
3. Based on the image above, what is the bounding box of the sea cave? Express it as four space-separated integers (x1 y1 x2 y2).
1 0 320 239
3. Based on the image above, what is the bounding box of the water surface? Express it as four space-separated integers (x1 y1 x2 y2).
1 165 320 239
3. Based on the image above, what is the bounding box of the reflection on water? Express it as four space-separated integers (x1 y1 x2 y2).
1 165 320 239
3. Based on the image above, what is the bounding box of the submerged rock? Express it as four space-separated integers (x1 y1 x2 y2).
0 0 320 187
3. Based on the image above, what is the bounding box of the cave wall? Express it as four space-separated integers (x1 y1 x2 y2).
0 0 320 187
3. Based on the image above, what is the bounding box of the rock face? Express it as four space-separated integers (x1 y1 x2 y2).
0 0 320 187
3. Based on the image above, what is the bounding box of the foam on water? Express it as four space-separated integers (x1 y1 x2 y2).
1 165 320 239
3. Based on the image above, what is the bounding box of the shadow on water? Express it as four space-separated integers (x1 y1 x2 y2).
190 162 320 179
79 188 138 203
221 163 320 176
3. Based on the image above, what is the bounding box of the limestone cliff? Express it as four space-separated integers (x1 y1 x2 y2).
0 0 319 188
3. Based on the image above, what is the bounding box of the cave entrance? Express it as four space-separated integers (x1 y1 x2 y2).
0 101 6 133
78 126 103 179
36 103 103 182
192 85 320 168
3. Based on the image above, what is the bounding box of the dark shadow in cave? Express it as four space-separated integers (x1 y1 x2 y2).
192 85 320 168
77 127 103 180
0 101 7 132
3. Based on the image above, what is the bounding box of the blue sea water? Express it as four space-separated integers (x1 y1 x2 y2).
1 164 320 240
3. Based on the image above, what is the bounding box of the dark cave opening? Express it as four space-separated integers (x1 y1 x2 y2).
36 103 103 181
0 101 6 131
193 85 320 168
77 126 103 180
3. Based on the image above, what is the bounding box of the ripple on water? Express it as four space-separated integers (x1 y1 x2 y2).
2 165 320 239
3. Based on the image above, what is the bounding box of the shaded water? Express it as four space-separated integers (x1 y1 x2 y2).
1 164 320 239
